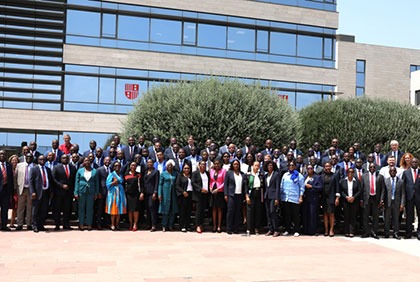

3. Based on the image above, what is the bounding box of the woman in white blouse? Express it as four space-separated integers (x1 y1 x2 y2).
339 168 361 237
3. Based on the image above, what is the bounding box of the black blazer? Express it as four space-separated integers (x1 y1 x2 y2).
96 165 111 196
191 170 210 202
263 171 280 200
402 168 419 201
29 165 53 200
175 174 191 197
321 171 339 205
224 170 246 197
142 168 159 195
52 164 76 196
0 161 14 194
122 145 140 163
244 171 265 196
339 178 361 201
174 158 192 173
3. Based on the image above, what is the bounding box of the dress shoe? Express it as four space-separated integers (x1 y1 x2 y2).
96 225 103 230
217 228 221 233
383 234 389 239
393 234 401 240
16 225 23 231
1 226 11 231
227 231 233 235
132 225 137 232
273 231 280 237
38 226 47 231
349 234 354 238
417 235 420 241
371 232 379 239
282 231 289 236
27 226 33 231
162 227 166 232
87 226 92 231
404 235 412 239
33 226 39 233
54 226 60 231
181 228 187 232
361 234 370 238
63 226 73 230
150 226 156 232
265 231 273 236
254 229 259 235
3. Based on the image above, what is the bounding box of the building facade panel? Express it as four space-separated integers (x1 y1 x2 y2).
337 40 420 103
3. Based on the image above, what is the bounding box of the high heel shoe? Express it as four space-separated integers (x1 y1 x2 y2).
132 225 137 232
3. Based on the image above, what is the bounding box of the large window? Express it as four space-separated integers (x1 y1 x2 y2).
356 60 366 97
65 5 336 68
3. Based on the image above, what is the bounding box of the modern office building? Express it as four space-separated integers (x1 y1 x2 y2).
1 0 419 152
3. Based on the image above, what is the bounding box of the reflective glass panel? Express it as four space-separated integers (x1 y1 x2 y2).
296 92 323 110
150 19 182 44
257 30 268 53
227 27 255 52
270 32 296 56
67 10 100 37
118 15 149 41
183 22 196 45
197 24 226 49
102 14 116 38
64 75 98 103
297 35 323 59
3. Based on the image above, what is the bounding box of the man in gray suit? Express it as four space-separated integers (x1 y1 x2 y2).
383 167 405 239
361 163 385 239
14 153 35 230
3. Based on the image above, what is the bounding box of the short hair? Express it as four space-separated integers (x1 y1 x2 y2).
166 159 175 168
390 140 399 146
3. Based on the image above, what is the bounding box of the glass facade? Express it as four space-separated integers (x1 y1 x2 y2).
355 60 366 97
64 64 335 114
65 2 336 69
253 0 336 11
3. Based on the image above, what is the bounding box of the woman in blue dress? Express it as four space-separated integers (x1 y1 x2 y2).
106 161 127 230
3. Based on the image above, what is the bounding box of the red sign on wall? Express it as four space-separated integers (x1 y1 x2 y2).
125 84 139 100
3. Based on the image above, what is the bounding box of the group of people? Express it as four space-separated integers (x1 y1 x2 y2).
0 134 419 241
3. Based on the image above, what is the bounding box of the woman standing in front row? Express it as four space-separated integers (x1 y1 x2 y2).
302 164 323 236
209 159 226 233
74 157 99 231
176 163 193 232
141 159 160 232
191 160 210 233
224 159 245 235
106 161 127 231
124 162 142 231
339 167 361 237
158 160 178 232
245 161 265 236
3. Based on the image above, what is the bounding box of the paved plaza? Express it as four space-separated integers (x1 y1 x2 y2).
1 227 420 282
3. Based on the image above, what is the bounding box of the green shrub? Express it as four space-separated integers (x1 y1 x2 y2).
299 98 420 156
122 78 300 148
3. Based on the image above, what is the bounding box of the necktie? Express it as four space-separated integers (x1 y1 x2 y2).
358 170 362 181
370 173 375 195
180 160 183 170
391 178 396 200
42 166 47 188
414 169 417 182
376 155 380 165
345 163 348 172
130 146 133 158
65 165 69 178
2 163 7 184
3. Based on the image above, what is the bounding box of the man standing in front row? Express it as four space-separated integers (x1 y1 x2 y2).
29 155 53 233
383 167 405 239
402 158 420 239
52 154 76 231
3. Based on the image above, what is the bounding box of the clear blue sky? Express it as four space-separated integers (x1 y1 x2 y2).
338 0 420 50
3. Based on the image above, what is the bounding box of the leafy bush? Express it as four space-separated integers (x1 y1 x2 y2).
299 98 420 156
122 78 300 148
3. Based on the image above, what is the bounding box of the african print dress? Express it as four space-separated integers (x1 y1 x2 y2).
105 171 127 215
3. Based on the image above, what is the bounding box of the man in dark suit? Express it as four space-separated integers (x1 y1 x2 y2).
240 136 253 156
402 158 420 239
353 142 366 162
45 151 58 170
0 150 13 231
111 150 128 174
83 140 97 158
94 147 104 167
385 140 404 168
288 139 302 159
52 154 76 230
46 139 64 163
361 163 384 239
148 141 163 162
123 136 140 163
174 148 191 173
260 139 274 158
337 152 355 178
164 143 180 161
19 146 30 163
95 156 111 230
219 136 232 155
372 143 385 168
29 141 41 164
29 154 53 232
183 135 199 157
383 167 405 239
363 154 380 173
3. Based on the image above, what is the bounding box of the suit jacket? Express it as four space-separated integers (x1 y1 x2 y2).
383 177 405 208
337 161 355 177
263 171 280 200
46 148 64 163
224 170 246 197
174 158 191 173
339 178 361 200
31 151 41 164
183 145 200 157
191 170 210 202
175 174 191 197
362 162 380 173
52 163 76 196
402 168 420 201
45 161 58 170
29 165 53 200
361 172 385 206
142 168 160 195
210 168 226 193
303 174 323 199
96 165 111 196
14 162 35 195
74 168 99 196
122 145 140 163
219 145 229 155
354 167 366 182
321 171 339 205
82 149 96 158
0 161 14 194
